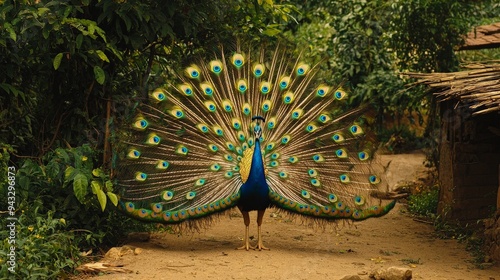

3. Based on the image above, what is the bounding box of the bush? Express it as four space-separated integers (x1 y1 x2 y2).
407 188 439 218
14 144 123 248
0 210 79 279
0 144 154 278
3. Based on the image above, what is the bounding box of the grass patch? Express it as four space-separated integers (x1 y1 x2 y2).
407 187 439 219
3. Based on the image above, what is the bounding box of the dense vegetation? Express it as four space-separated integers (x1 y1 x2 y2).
1 0 499 278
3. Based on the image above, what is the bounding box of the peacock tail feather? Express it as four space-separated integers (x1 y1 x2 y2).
113 44 396 227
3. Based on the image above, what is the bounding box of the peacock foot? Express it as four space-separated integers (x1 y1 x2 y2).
255 240 269 251
236 243 252 251
236 239 269 251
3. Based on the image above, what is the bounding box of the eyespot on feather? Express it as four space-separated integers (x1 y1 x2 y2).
350 124 364 136
260 81 271 94
305 123 318 133
279 76 291 90
135 172 147 182
197 123 210 133
334 88 347 100
312 154 324 163
175 145 188 156
232 53 245 68
212 125 224 136
308 169 318 178
150 88 166 102
133 118 148 130
146 133 161 145
317 113 331 124
204 100 217 112
200 82 214 96
127 149 140 159
281 134 291 145
236 79 247 93
358 151 370 161
315 85 330 97
169 106 185 119
291 108 304 120
369 175 381 184
194 178 206 186
209 60 223 74
185 65 200 79
301 190 311 199
178 84 193 96
253 63 265 78
222 99 234 112
242 103 251 116
267 117 276 129
207 143 218 152
186 191 196 200
332 133 344 143
288 156 299 163
339 174 350 183
354 195 365 206
210 163 221 171
156 160 169 170
282 91 295 104
295 63 310 76
231 118 241 130
261 100 272 112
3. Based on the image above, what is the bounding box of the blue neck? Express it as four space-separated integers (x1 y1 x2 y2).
247 139 266 184
238 138 270 211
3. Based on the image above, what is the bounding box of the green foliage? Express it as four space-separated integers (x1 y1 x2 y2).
408 188 439 218
390 0 487 72
0 0 294 159
14 144 128 248
0 210 79 279
230 0 299 39
286 0 414 134
287 0 499 149
0 0 116 155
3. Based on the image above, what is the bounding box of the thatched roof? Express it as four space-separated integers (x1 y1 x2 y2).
459 23 500 50
406 63 500 115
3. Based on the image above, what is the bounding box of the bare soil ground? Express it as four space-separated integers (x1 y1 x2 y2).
85 152 500 280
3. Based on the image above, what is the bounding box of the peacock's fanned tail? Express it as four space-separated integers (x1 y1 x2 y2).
113 44 395 228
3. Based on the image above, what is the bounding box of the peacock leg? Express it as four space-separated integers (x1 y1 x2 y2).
237 209 251 250
256 209 269 250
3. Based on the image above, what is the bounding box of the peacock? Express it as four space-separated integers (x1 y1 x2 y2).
113 43 396 250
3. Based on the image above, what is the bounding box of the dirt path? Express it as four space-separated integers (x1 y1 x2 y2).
85 152 500 280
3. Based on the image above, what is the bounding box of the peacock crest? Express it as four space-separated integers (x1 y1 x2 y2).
114 43 396 249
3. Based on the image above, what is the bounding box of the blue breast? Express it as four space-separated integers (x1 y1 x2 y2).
238 139 270 211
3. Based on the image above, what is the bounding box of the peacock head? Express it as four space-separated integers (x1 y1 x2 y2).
251 116 265 141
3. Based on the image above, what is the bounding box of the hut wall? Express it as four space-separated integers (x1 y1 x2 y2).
438 101 500 223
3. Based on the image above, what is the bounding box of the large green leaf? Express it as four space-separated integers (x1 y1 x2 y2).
96 188 106 211
92 168 105 177
64 166 76 183
53 53 63 70
90 180 101 194
4 22 17 41
107 192 118 207
73 173 89 203
93 66 105 85
95 50 109 62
